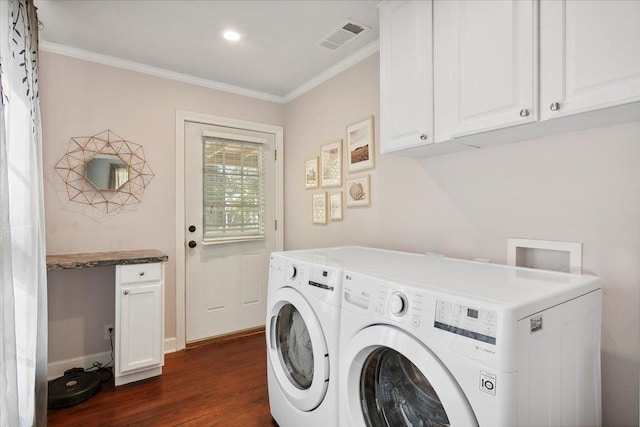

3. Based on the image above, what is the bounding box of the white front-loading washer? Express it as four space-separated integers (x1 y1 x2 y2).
339 257 602 427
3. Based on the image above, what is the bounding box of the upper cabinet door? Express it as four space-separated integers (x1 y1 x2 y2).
540 0 640 120
434 0 537 141
379 0 433 153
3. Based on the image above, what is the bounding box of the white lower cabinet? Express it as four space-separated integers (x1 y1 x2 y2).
115 262 164 386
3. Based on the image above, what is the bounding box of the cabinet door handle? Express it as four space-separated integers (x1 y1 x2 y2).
419 134 428 141
188 240 197 248
519 108 529 117
123 290 129 295
138 271 145 277
550 102 560 111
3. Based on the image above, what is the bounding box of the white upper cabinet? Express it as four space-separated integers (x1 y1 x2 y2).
540 0 640 120
379 0 640 157
379 0 433 153
434 0 537 141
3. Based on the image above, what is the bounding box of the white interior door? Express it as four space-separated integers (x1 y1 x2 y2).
185 121 277 343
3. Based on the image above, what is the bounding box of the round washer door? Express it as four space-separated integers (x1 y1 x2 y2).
266 287 329 411
343 325 478 427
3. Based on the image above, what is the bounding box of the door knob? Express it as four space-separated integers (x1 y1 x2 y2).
188 240 197 248
550 102 560 111
519 108 529 117
123 290 129 295
188 225 196 232
419 134 428 141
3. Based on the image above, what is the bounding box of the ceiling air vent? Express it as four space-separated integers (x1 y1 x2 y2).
318 20 370 51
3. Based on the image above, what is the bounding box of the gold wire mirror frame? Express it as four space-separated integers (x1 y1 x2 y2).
54 130 154 214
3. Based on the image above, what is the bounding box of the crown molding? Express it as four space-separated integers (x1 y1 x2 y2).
39 39 380 104
39 40 285 103
282 39 380 103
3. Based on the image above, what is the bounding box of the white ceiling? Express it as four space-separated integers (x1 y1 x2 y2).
34 0 380 102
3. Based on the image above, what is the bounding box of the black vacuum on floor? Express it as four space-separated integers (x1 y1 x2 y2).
47 368 101 409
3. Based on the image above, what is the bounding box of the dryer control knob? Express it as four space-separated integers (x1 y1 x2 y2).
390 292 408 316
286 265 297 279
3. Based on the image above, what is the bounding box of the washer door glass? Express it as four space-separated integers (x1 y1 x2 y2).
361 347 450 426
344 326 477 426
276 303 314 389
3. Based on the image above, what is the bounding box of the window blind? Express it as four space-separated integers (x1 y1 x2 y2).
202 136 264 242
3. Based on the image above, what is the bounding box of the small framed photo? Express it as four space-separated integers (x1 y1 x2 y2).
312 192 327 224
320 139 342 188
329 191 343 220
346 175 371 207
305 157 319 189
347 116 375 172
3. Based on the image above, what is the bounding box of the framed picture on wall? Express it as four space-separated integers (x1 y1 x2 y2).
305 157 319 189
346 116 375 172
329 191 343 220
346 175 370 207
320 139 342 188
312 192 327 224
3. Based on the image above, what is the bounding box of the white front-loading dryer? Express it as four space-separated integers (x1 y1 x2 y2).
339 258 602 427
266 252 342 427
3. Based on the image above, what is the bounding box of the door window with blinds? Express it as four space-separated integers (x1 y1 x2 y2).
202 133 265 243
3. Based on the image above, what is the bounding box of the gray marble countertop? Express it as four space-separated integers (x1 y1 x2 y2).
46 249 168 271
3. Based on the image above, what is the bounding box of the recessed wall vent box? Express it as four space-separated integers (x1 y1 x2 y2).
507 238 583 274
318 20 369 51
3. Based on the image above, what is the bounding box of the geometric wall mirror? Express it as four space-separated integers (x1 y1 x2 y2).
54 130 154 215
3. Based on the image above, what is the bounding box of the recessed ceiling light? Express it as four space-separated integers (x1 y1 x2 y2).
223 30 241 42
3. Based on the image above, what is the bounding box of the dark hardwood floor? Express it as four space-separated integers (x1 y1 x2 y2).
48 333 278 426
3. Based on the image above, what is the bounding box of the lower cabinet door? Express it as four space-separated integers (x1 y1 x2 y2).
117 282 163 375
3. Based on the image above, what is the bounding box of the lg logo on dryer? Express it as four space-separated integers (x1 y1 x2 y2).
480 371 496 396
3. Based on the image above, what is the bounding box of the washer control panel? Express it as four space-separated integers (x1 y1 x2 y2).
434 300 497 345
343 273 424 323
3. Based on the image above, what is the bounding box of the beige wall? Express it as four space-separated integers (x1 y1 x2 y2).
285 54 640 426
41 50 639 425
40 52 285 360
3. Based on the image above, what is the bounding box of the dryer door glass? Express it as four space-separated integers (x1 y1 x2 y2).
360 347 450 427
276 303 314 389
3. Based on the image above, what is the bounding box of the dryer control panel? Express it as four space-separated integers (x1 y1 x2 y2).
434 300 497 345
308 267 337 291
269 253 344 306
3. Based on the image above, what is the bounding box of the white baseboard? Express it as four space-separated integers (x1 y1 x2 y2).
164 337 177 354
48 338 178 380
47 351 112 380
